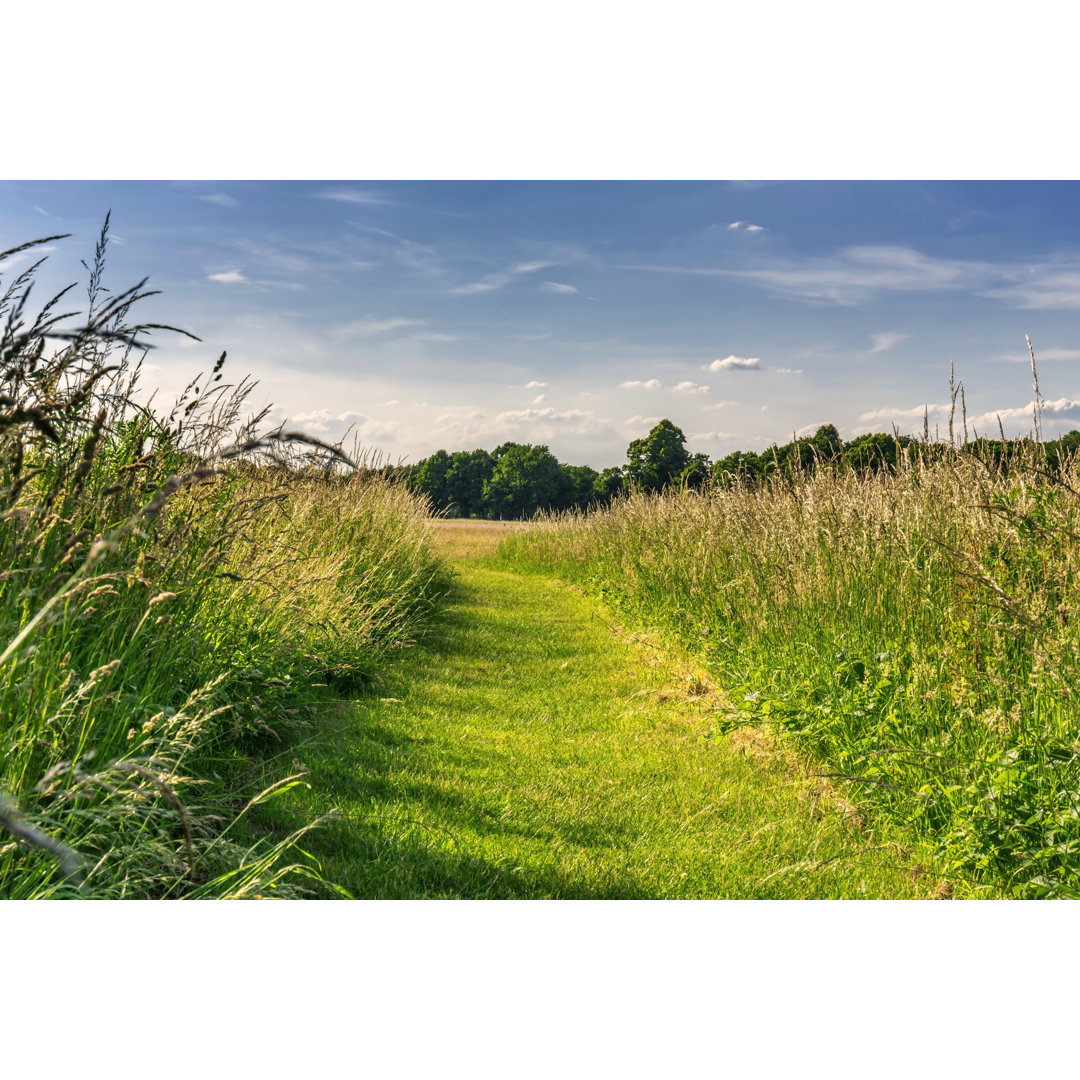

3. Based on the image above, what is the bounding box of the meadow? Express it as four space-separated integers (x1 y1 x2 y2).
0 225 446 898
496 433 1080 897
6 221 1075 901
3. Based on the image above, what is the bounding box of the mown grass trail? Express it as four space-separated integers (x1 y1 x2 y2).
261 522 934 898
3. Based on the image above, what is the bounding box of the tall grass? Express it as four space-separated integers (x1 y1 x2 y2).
0 222 446 898
498 426 1080 897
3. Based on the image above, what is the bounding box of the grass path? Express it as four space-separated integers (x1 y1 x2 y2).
260 523 933 898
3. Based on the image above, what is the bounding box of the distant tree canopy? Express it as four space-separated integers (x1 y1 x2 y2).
400 420 1080 519
625 419 692 493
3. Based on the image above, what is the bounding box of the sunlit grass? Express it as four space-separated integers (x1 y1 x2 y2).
495 440 1080 897
253 558 931 899
0 225 446 898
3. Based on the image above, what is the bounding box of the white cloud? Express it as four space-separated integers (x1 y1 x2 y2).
314 189 392 206
674 381 709 393
619 379 662 390
410 332 459 342
452 276 509 295
690 431 736 441
969 398 1080 428
288 408 399 442
624 415 663 429
253 279 305 291
1003 347 1080 362
990 273 1080 308
498 407 595 423
703 400 737 410
859 403 950 423
629 247 1080 309
728 221 766 232
531 394 545 404
870 331 910 353
207 270 248 284
707 355 761 371
453 260 563 296
775 367 803 374
524 380 547 388
332 316 428 338
200 192 238 208
630 246 990 306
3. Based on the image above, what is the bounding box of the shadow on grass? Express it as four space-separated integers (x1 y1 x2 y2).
250 573 662 898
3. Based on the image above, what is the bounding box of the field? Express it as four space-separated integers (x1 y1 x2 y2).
0 229 447 898
244 517 933 898
5 227 1078 901
495 444 1080 898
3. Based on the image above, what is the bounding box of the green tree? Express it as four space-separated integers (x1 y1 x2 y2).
679 452 711 490
563 463 600 510
624 420 691 493
712 449 763 486
410 449 454 511
446 449 495 517
482 443 572 519
593 466 625 505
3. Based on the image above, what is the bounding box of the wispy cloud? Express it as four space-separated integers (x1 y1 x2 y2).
498 406 594 423
870 331 910 353
524 380 547 388
288 408 399 441
946 208 993 232
452 275 509 295
200 192 238 208
733 247 982 305
628 246 992 306
332 316 428 338
541 281 578 294
315 189 393 206
635 246 1080 310
985 271 1080 309
704 400 738 410
690 430 736 441
1000 346 1080 363
728 221 766 232
410 331 459 342
674 381 709 393
619 379 662 390
859 403 950 423
346 221 442 274
452 260 554 296
207 270 248 284
775 367 803 374
706 355 761 371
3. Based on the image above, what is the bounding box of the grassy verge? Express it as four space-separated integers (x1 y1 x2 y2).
495 447 1080 898
252 522 932 898
0 225 446 898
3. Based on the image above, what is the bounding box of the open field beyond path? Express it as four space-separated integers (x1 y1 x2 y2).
260 521 932 898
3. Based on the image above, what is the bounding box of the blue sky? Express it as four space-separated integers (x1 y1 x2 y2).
3 180 1080 468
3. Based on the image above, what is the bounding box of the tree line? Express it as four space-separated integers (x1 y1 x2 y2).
395 420 1080 519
